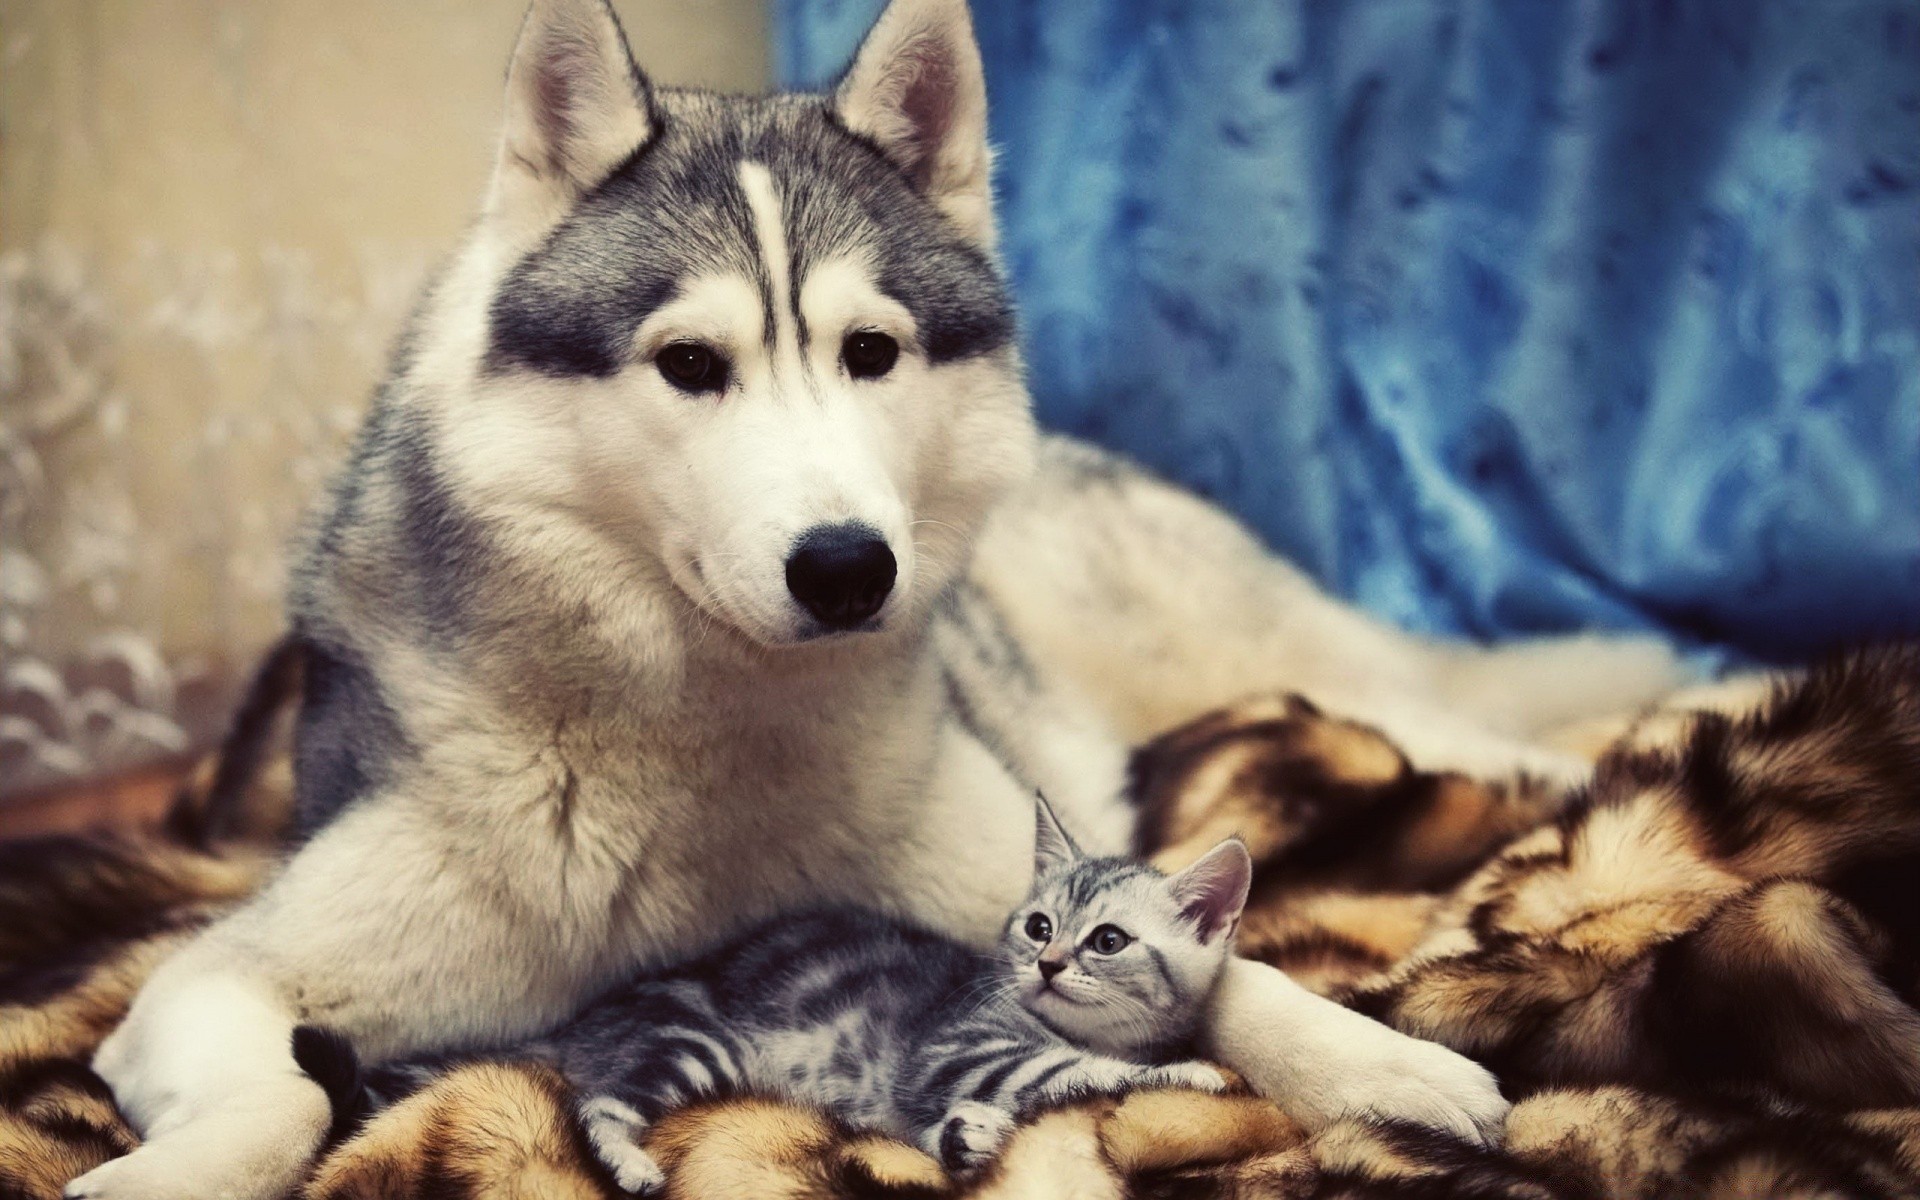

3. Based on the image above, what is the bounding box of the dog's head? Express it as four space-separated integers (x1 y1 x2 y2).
417 0 1034 649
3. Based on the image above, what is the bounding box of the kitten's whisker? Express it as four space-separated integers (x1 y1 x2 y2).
939 972 1019 1023
958 978 1023 1025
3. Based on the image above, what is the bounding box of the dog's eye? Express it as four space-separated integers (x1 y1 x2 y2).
842 331 899 380
657 342 728 394
1088 925 1130 955
1024 913 1053 943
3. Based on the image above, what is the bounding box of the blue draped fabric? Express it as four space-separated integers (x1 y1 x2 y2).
778 0 1920 662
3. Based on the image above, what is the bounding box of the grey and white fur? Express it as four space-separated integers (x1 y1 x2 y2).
71 1 1704 1196
350 801 1252 1192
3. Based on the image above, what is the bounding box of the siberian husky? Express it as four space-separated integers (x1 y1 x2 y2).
69 1 1690 1195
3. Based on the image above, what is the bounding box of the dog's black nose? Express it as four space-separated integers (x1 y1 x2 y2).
1038 959 1066 982
785 523 896 629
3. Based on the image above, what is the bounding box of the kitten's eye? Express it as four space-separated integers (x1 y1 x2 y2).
1024 913 1053 943
1088 925 1131 955
657 342 729 394
842 331 899 380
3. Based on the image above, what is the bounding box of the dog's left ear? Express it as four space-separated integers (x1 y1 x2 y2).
835 0 995 247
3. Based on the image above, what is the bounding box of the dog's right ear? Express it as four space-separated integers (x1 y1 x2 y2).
487 0 655 239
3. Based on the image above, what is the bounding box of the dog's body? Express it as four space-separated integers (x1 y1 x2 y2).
71 2 1692 1197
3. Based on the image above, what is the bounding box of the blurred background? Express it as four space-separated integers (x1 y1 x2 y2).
3 0 1917 827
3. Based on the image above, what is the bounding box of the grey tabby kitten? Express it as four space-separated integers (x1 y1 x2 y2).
338 800 1251 1193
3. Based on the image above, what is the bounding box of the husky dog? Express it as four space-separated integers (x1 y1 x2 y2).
326 801 1252 1192
70 1 1689 1196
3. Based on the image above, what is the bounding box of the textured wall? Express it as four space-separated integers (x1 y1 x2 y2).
0 0 769 800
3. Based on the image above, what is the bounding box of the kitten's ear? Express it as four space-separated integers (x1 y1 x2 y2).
1033 794 1081 876
1168 839 1252 944
834 0 995 246
488 0 656 237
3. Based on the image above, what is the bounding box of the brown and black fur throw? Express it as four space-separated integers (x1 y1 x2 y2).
5 643 1919 1198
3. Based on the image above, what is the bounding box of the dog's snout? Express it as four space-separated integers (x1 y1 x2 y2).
785 523 897 629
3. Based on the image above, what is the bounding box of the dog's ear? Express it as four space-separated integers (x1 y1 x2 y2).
488 0 655 237
835 0 996 246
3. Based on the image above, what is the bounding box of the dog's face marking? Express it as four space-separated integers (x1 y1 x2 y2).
424 0 1033 650
736 161 800 360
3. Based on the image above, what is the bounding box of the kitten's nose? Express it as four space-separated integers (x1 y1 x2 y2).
1038 959 1066 982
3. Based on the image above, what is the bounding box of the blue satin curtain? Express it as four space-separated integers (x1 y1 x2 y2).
778 0 1920 662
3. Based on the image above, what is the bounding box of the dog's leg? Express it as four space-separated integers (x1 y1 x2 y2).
69 795 602 1200
1419 632 1692 742
1296 691 1597 788
1537 669 1789 760
975 439 1697 759
1200 957 1508 1143
65 955 330 1200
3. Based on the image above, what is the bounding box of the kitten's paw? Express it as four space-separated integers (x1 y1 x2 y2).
602 1146 667 1196
935 1101 1015 1173
580 1094 665 1195
1158 1061 1230 1094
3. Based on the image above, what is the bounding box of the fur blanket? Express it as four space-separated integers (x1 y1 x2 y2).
4 644 1918 1199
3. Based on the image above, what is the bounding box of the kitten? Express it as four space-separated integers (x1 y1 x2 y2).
321 799 1251 1193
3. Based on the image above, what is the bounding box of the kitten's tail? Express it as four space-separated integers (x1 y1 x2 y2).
291 1023 513 1145
291 1025 375 1145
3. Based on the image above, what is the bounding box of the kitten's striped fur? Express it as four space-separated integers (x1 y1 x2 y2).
354 801 1251 1190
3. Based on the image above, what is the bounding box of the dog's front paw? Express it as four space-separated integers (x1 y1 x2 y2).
65 1132 298 1200
934 1101 1015 1173
1208 959 1508 1144
65 1079 329 1200
1294 1022 1507 1144
64 1152 143 1200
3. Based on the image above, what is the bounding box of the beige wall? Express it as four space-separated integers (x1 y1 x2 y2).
0 1 770 798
